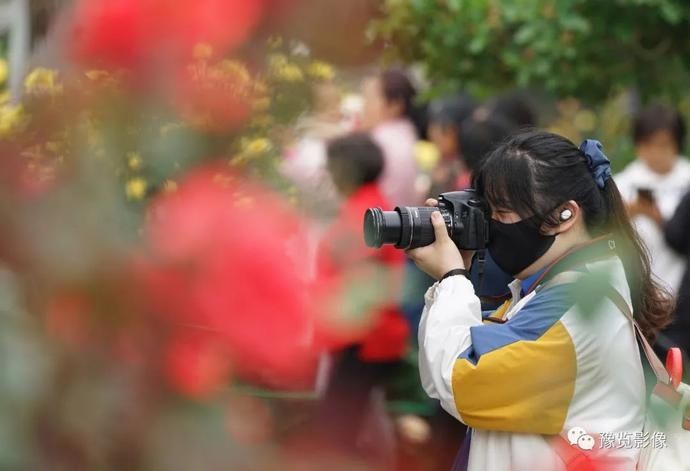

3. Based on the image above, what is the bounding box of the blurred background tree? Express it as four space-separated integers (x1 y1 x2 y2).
372 0 690 103
371 0 690 169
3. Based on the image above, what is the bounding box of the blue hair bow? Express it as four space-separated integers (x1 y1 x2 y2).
580 139 611 189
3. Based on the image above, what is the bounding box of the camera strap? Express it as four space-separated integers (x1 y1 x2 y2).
474 250 486 290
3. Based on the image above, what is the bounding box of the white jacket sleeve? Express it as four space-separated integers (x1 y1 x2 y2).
418 275 483 421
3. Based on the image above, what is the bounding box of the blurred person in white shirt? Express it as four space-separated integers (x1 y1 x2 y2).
614 104 690 294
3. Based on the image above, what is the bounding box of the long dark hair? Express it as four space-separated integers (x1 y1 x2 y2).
378 68 428 138
474 130 673 341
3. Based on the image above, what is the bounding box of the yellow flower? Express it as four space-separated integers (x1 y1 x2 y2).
0 90 10 106
217 60 251 84
127 152 143 170
242 137 272 155
268 54 289 69
25 68 63 95
307 61 335 81
0 104 25 136
0 58 8 85
414 141 440 172
163 180 178 193
275 64 303 82
194 43 214 61
125 177 148 201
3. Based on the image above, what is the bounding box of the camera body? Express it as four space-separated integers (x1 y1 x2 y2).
363 189 489 251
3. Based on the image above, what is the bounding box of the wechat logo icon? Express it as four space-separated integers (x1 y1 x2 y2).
568 427 596 451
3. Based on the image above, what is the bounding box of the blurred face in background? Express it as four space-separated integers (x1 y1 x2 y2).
312 82 342 121
428 123 459 160
636 129 679 175
360 76 402 129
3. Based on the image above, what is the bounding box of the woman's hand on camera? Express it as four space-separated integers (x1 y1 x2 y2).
406 210 465 280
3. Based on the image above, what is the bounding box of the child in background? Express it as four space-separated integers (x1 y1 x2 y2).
311 133 409 465
614 104 690 294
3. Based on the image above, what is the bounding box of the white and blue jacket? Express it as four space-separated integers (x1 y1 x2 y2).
419 238 646 470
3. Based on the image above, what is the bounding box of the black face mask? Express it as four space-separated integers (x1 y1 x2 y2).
488 217 556 276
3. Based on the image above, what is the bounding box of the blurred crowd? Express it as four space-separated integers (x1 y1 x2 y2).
277 66 690 469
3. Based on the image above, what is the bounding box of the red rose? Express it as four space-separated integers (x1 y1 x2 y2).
69 0 264 73
141 167 325 391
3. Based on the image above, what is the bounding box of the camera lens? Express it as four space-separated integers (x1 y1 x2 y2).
363 208 403 248
397 206 442 249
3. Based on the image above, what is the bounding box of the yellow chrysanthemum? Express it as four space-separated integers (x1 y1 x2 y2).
125 177 148 201
415 140 441 172
268 54 289 69
218 60 251 84
0 58 8 85
127 152 143 170
275 64 303 82
25 68 63 95
242 137 272 155
0 104 25 136
307 61 335 81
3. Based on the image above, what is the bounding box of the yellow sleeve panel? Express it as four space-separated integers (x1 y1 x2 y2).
451 321 577 434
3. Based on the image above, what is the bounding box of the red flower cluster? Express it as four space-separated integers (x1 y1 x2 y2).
69 0 264 72
139 168 322 396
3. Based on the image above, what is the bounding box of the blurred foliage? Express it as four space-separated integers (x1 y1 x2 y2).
372 0 690 170
372 0 690 103
0 40 335 203
0 24 343 467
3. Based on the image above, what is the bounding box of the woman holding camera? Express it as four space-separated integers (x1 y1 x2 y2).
408 131 673 470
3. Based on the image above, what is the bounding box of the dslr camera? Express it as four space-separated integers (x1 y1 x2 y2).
363 190 489 251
